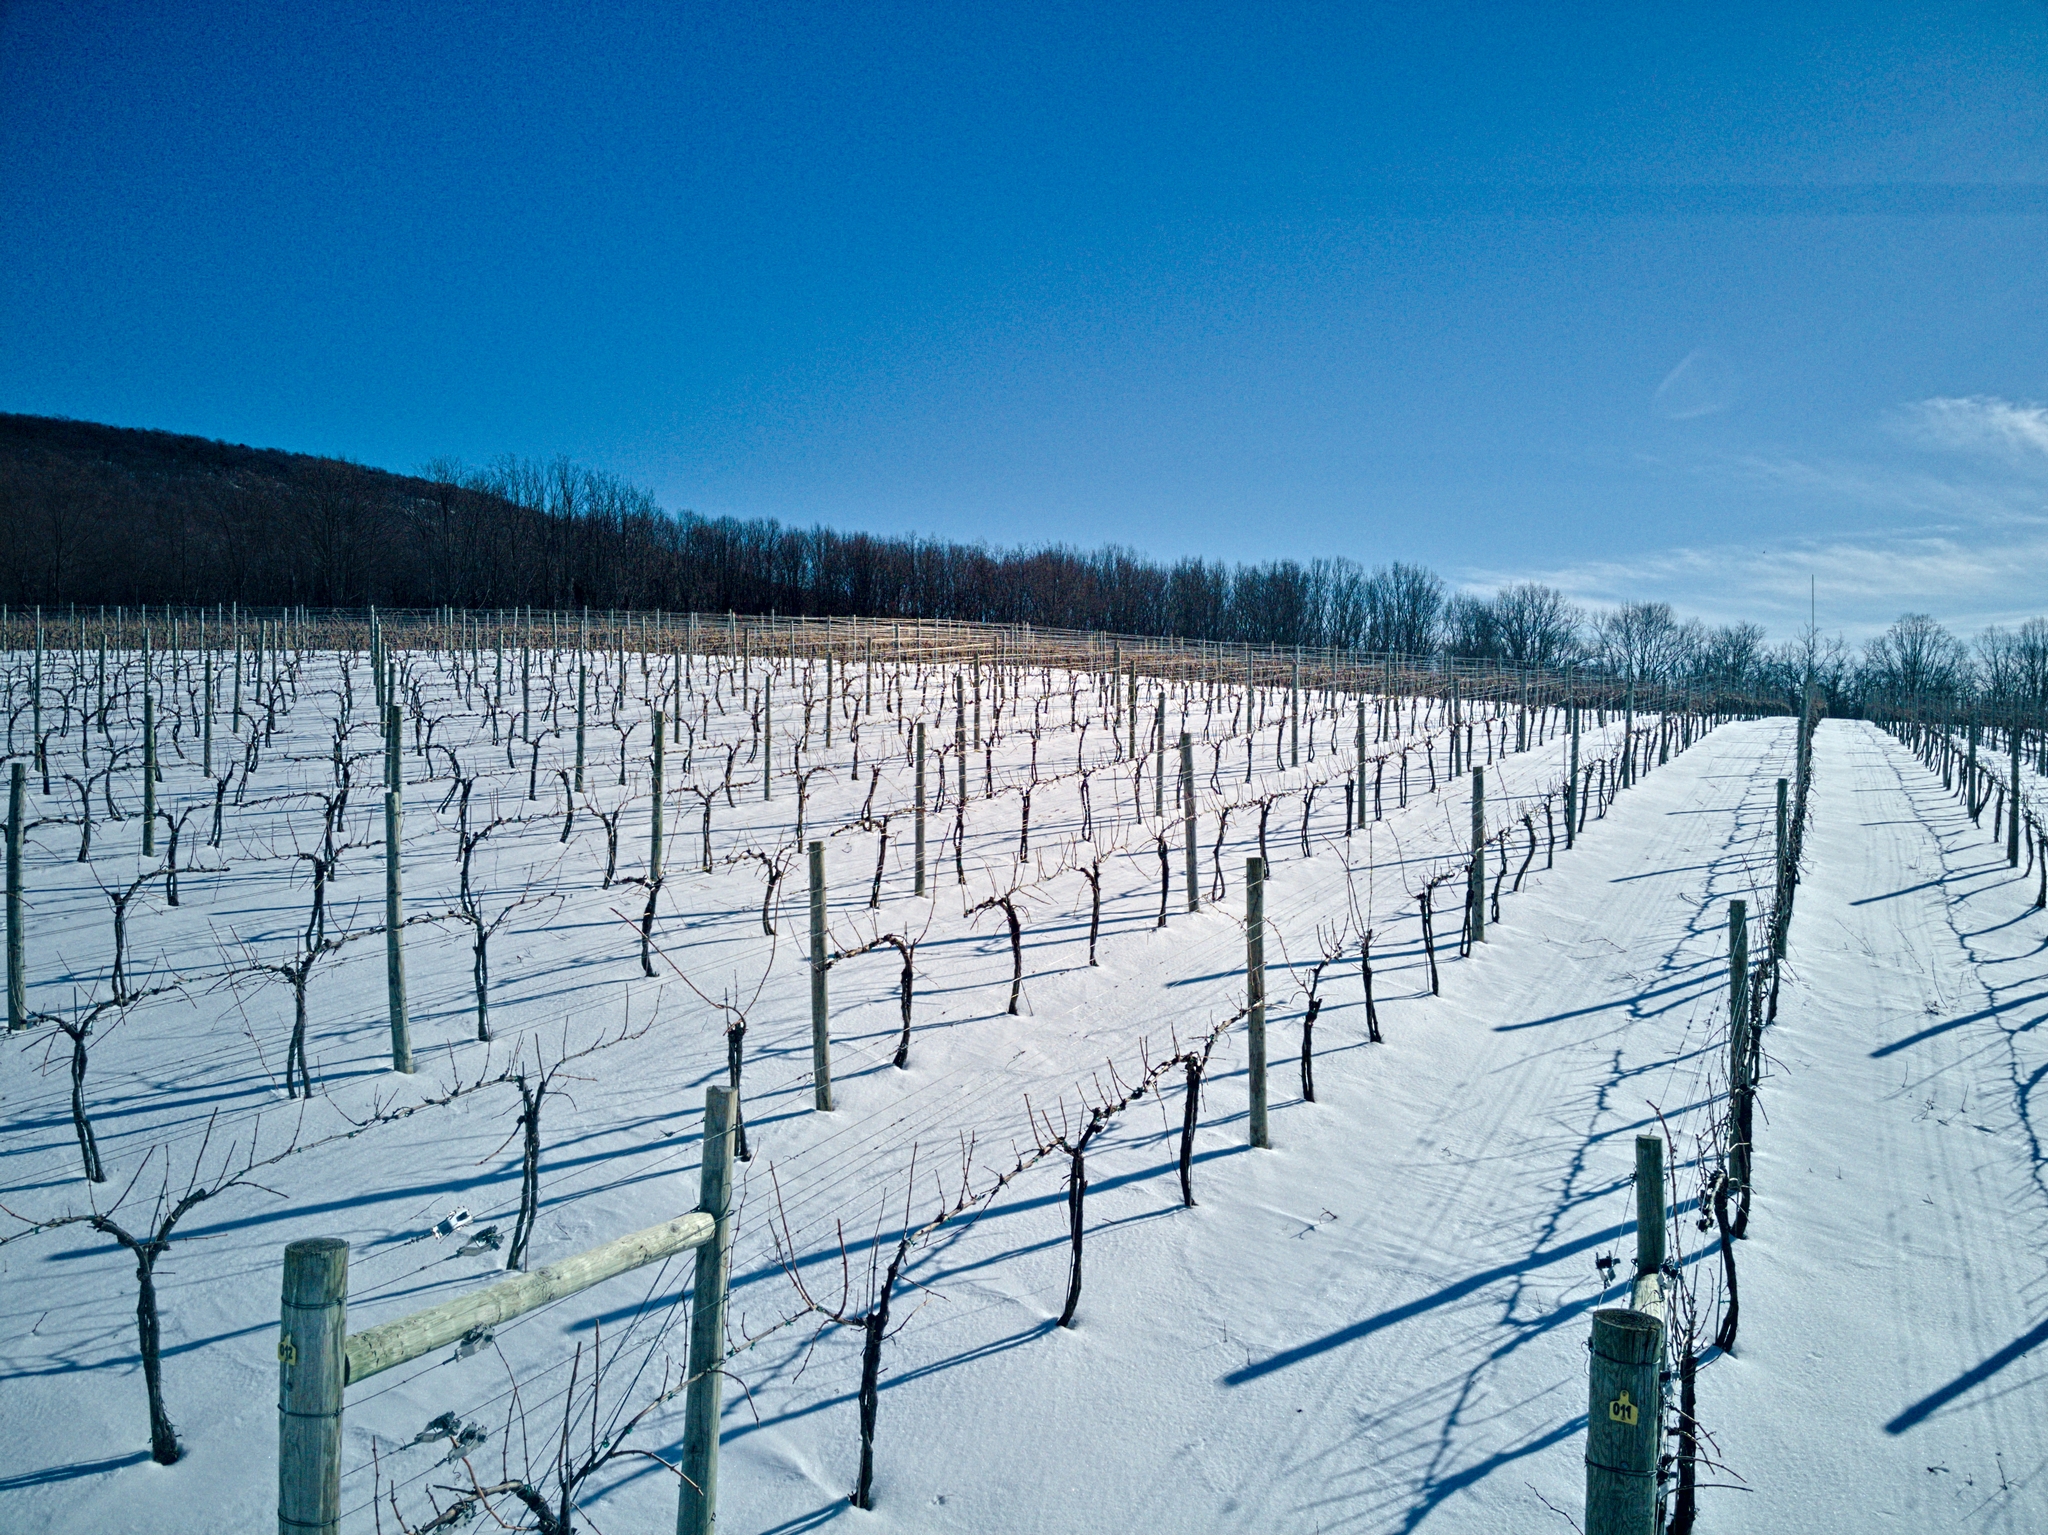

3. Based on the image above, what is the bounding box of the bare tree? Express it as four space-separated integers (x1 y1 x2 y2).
0 1117 281 1464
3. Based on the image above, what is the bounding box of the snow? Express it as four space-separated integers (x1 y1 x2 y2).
3 639 2042 1532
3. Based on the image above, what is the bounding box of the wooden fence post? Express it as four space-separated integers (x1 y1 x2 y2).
385 788 412 1074
809 840 832 1110
678 1085 736 1535
7 762 25 1031
278 1237 348 1535
1247 855 1268 1148
1180 731 1199 913
913 721 927 896
1584 1308 1663 1535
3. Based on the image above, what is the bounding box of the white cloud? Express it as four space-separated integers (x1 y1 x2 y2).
1895 396 2048 460
1651 350 1737 421
1454 396 2048 643
1462 523 2048 643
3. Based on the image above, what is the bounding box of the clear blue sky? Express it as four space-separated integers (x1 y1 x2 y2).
5 2 2046 638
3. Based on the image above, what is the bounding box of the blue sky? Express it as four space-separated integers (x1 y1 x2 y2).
5 2 2046 639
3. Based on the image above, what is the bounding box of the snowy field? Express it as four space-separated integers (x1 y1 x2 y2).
2 634 2042 1532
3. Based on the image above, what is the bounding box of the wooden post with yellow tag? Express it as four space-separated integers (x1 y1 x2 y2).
1585 1303 1663 1533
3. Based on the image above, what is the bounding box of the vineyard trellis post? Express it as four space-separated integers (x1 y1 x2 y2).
955 673 968 800
1180 731 1199 913
1727 899 1751 1203
142 694 157 857
650 708 665 882
7 761 26 1031
1634 1133 1665 1291
809 839 833 1111
575 657 587 791
1355 699 1368 826
1584 1309 1662 1534
1247 855 1269 1148
677 1084 738 1535
1154 694 1166 819
2009 722 2022 867
1774 777 1789 958
1566 693 1580 850
1469 766 1486 944
384 781 412 1075
1289 656 1300 767
275 1088 735 1535
1581 1131 1669 1535
913 720 927 896
277 1237 349 1535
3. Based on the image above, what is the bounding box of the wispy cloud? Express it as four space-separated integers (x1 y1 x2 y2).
1894 395 2048 461
1651 349 1736 420
1456 394 2048 642
1464 524 2048 642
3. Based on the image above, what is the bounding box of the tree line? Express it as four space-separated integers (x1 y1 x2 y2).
0 411 1904 709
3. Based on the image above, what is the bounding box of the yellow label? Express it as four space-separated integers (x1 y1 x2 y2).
1607 1390 1638 1425
278 1334 297 1366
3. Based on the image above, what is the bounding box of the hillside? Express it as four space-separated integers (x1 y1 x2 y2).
0 414 1461 653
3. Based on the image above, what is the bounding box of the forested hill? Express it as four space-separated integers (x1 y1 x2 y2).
0 412 1458 652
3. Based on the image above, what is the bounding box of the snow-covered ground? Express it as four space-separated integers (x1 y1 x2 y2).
3 639 2039 1531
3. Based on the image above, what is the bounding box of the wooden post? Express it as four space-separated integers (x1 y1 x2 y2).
7 762 25 1031
1774 777 1789 958
278 1237 348 1535
1584 1308 1663 1535
1355 699 1367 826
677 1085 736 1535
1559 702 1575 841
142 693 157 857
1634 1134 1664 1282
1180 731 1199 912
1289 658 1300 766
385 789 413 1074
1247 856 1268 1148
2010 724 2022 867
30 610 43 788
1727 900 1750 1199
650 710 665 882
956 673 968 802
1469 766 1485 943
809 841 832 1110
1154 694 1166 819
1623 677 1636 788
575 659 587 791
913 721 927 896
762 679 774 801
1126 663 1137 759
